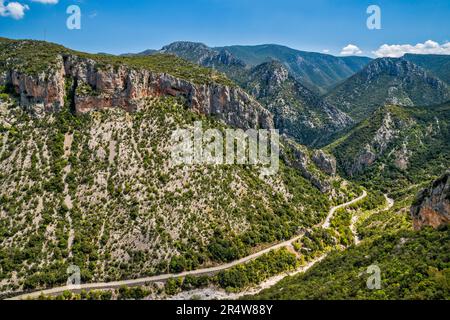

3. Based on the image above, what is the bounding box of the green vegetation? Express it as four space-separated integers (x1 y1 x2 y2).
0 37 67 75
80 53 235 87
217 248 298 291
216 44 371 93
357 193 413 242
0 94 336 294
252 227 450 300
326 103 450 194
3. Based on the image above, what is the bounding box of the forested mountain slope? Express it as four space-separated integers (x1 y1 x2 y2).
326 58 450 122
326 103 450 193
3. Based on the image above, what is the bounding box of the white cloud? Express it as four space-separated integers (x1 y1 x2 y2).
30 0 58 3
322 49 330 54
0 1 29 19
340 44 363 56
373 40 450 58
0 0 58 19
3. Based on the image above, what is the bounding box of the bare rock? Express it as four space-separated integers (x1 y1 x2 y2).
411 172 450 230
3 53 274 131
281 139 332 193
312 150 337 176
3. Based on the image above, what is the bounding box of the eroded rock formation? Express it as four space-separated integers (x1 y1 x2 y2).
1 54 274 131
411 172 450 230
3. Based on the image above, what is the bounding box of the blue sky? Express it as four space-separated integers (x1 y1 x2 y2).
0 0 449 57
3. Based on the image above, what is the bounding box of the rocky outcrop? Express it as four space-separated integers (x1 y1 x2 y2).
411 172 450 230
281 138 332 193
2 54 274 131
312 150 336 176
1 56 66 115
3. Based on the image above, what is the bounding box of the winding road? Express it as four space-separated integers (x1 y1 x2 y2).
323 190 367 229
9 191 367 300
350 193 394 245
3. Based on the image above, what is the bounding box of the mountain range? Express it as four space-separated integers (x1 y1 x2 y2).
129 41 450 146
216 44 372 94
325 57 450 122
0 37 448 300
131 42 362 145
133 41 372 94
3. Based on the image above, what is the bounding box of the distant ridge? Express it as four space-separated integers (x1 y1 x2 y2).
123 42 372 94
216 44 372 93
326 57 450 121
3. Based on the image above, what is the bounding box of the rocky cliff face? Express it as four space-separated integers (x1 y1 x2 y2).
1 53 274 131
411 172 450 230
312 150 336 176
2 56 66 115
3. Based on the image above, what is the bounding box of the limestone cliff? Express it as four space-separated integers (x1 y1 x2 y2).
1 53 274 131
312 150 336 176
411 172 450 230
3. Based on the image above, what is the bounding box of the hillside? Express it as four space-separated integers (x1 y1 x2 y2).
411 172 450 230
243 61 352 145
252 225 450 300
326 103 450 193
0 38 234 87
251 175 450 300
0 38 353 295
403 53 450 86
160 42 246 70
326 58 450 122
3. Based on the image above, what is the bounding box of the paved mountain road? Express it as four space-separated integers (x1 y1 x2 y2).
322 190 368 229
